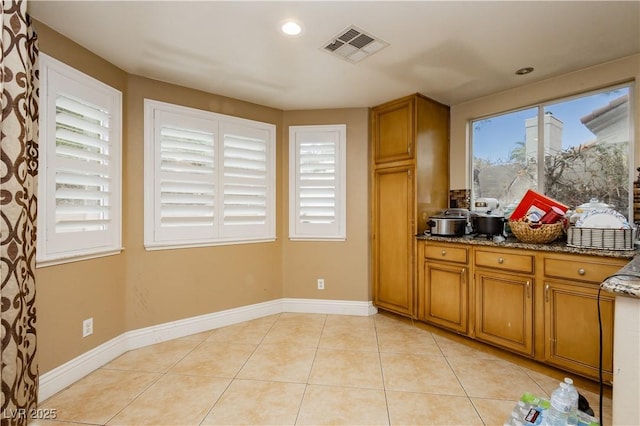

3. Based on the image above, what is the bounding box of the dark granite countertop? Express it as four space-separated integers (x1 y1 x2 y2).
416 234 637 259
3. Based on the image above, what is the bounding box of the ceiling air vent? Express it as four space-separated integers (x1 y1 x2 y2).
322 26 388 63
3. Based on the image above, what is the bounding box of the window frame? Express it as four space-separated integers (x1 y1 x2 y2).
288 124 347 241
37 54 123 267
469 82 635 219
144 99 276 250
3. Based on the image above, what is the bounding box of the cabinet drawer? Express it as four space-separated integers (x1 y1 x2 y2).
425 244 468 264
474 249 534 274
544 257 623 284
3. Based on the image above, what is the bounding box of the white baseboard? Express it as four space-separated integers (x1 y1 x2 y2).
38 298 376 401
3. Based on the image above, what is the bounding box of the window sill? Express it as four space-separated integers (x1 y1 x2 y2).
36 248 124 268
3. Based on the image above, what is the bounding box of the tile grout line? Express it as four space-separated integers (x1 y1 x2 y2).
374 316 393 426
198 313 283 425
294 313 328 425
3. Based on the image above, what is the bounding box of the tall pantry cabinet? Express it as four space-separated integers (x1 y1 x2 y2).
371 94 450 317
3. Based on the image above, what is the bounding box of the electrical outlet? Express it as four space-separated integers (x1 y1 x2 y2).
82 318 93 337
317 278 325 290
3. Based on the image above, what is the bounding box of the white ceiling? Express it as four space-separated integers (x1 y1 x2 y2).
28 1 640 110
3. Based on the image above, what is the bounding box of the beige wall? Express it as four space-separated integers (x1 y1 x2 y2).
35 21 128 374
122 75 285 332
281 109 370 301
449 54 640 190
33 21 371 375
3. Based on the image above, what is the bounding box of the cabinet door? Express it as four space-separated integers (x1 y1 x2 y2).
372 97 414 164
475 271 534 356
373 166 414 316
421 262 468 333
544 280 614 383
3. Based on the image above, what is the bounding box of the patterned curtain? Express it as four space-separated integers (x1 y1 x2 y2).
0 1 39 424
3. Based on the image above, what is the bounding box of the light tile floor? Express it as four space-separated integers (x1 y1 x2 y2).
35 311 612 425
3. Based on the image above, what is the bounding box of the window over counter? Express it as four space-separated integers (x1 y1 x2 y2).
143 100 276 249
289 124 346 240
471 84 634 219
37 54 123 266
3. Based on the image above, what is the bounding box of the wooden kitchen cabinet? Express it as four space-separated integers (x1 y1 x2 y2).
370 94 449 318
371 96 415 164
474 248 535 357
418 241 470 334
541 253 626 383
414 240 631 382
372 165 415 316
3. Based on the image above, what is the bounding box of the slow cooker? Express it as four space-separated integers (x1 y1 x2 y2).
473 213 506 237
427 209 470 236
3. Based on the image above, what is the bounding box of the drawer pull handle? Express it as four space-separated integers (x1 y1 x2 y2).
545 284 550 303
441 250 446 256
578 268 586 275
498 257 504 264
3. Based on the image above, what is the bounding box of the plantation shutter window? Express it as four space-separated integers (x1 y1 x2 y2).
220 121 273 240
144 100 275 249
289 125 346 240
38 54 123 265
148 109 218 244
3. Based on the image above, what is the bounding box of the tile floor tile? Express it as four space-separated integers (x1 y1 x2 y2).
324 314 375 329
201 379 305 425
471 397 521 426
380 352 465 395
296 384 389 425
39 369 160 425
103 337 202 372
308 348 384 389
433 333 502 360
38 312 613 426
448 356 546 399
106 374 230 425
319 324 379 351
169 341 256 378
236 343 316 383
204 315 278 345
386 390 484 425
261 314 325 347
376 326 443 356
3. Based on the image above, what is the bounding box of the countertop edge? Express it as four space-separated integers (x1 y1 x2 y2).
600 254 640 299
416 234 637 259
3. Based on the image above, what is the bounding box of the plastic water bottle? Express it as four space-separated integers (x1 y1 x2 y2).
564 378 579 426
544 382 572 426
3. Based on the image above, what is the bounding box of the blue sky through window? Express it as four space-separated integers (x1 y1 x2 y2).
473 87 630 162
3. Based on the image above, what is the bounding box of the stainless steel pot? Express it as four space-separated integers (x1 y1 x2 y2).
427 216 467 236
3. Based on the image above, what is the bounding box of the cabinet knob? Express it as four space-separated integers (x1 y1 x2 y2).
578 268 586 275
441 250 446 256
498 257 504 264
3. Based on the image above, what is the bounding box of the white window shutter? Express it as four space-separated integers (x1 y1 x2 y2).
219 121 274 240
144 100 275 249
146 108 217 244
38 54 122 264
289 125 346 240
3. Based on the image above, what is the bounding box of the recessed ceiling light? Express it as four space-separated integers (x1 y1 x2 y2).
516 67 534 75
281 20 302 36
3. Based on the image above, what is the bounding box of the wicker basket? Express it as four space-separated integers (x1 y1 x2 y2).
509 220 565 244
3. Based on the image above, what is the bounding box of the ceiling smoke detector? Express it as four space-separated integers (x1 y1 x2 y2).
322 26 388 63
